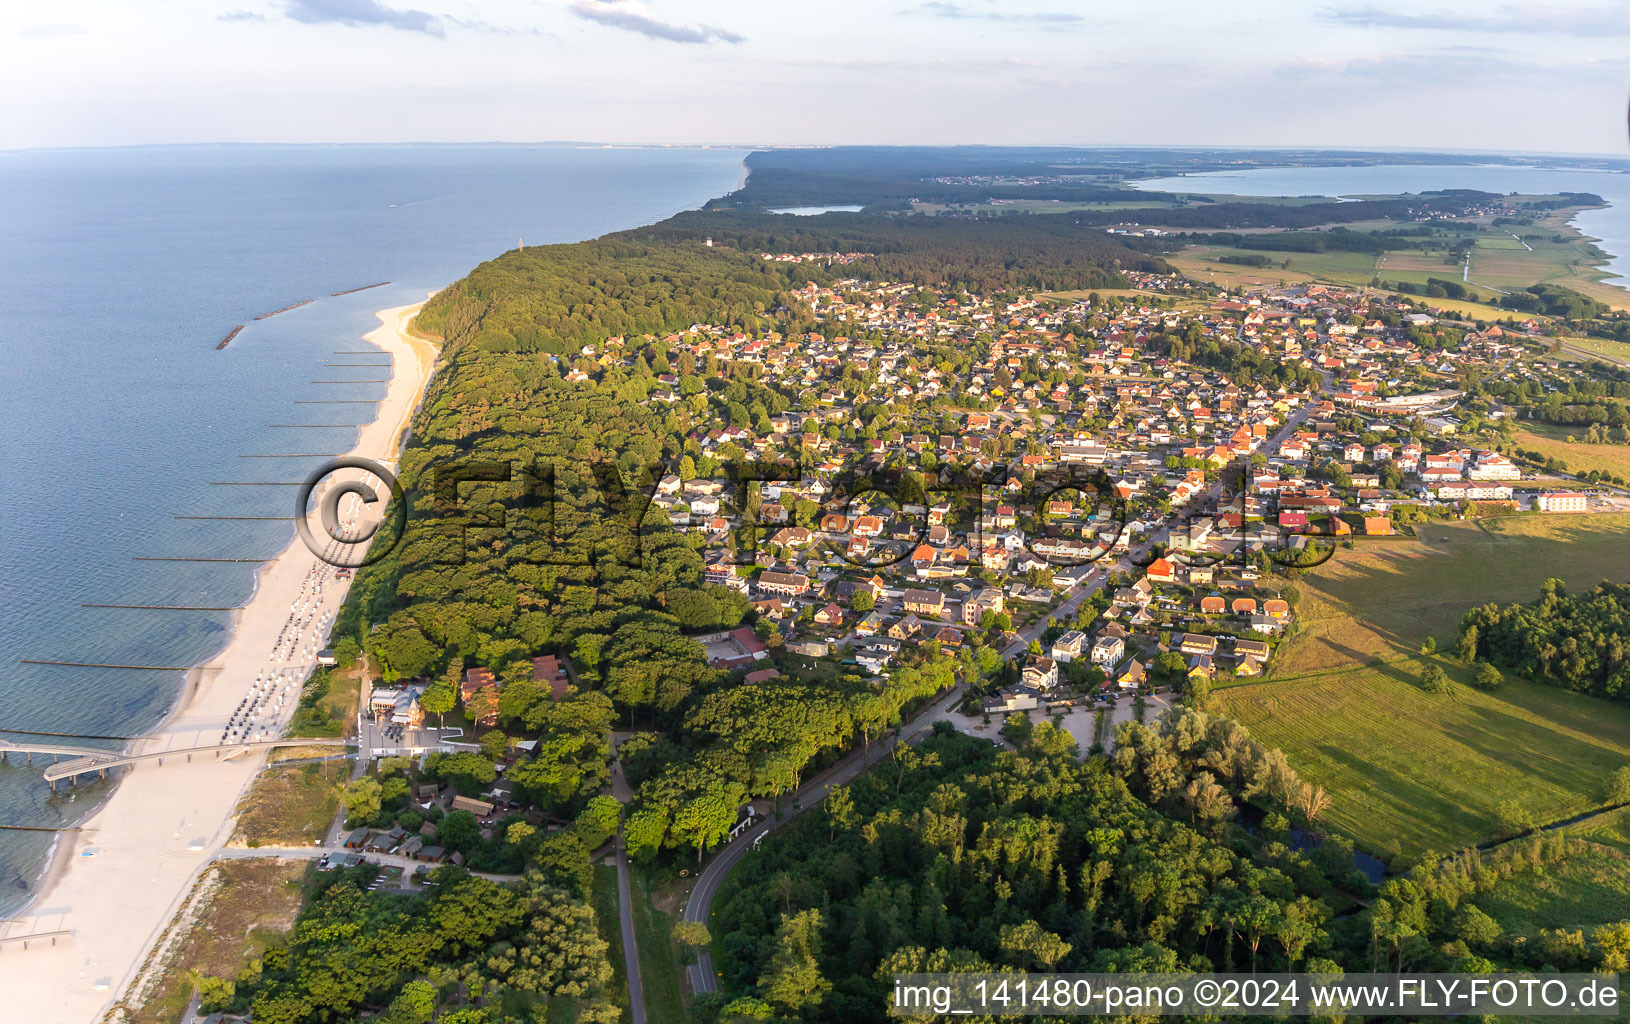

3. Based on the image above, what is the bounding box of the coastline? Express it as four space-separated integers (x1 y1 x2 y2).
0 300 437 1023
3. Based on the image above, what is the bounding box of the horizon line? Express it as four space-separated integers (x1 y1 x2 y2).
3 140 1628 161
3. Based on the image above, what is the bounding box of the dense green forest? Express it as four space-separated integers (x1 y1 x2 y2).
701 718 1630 1023
415 240 800 357
200 867 619 1023
1460 579 1630 701
615 211 1165 292
707 146 1599 216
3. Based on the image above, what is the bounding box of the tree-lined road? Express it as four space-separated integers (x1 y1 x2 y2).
683 682 966 994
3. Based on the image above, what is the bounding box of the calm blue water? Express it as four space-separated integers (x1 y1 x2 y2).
1135 164 1630 288
0 144 745 906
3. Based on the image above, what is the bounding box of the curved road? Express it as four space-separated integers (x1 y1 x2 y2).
684 682 966 994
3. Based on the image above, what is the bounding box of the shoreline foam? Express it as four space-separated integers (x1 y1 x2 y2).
0 300 437 1023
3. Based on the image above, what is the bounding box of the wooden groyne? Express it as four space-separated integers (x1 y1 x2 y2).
83 604 240 611
215 325 244 351
0 728 133 741
20 660 195 671
131 557 273 563
254 298 314 320
331 281 390 296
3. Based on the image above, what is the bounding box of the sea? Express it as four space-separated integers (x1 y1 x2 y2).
1134 163 1630 287
0 143 746 912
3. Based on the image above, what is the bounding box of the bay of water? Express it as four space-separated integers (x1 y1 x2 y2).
1135 163 1630 288
0 144 745 909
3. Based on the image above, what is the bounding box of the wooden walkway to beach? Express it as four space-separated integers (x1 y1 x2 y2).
0 737 351 788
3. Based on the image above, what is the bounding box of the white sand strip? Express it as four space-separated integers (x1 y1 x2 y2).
0 301 436 1022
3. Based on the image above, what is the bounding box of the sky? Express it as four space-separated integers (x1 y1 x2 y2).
4 0 1628 153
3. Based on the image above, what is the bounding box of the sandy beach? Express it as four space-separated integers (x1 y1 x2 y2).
0 301 437 1022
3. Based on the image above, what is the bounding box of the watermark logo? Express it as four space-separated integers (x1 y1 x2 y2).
294 456 407 569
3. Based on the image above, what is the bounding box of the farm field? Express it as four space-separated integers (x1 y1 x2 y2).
1219 513 1630 860
1562 805 1630 854
1168 247 1318 291
1267 513 1630 678
1559 333 1630 366
1509 423 1630 482
1474 846 1630 933
1222 664 1630 860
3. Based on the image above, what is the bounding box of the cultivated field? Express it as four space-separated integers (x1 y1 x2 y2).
1172 200 1630 315
1218 514 1630 859
1168 247 1319 291
1510 423 1630 482
1224 665 1630 860
1267 513 1630 678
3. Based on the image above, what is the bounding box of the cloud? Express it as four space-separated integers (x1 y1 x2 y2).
1271 50 1531 85
283 0 444 36
1323 3 1630 35
568 0 744 44
901 1 1083 24
217 9 267 21
444 17 554 38
20 22 87 38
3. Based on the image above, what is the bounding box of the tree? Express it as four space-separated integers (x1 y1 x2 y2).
851 589 875 613
464 686 501 729
343 776 382 826
1456 624 1479 662
825 785 857 841
999 920 1072 970
438 809 481 852
1607 765 1630 805
762 909 831 1012
1419 665 1451 694
574 796 623 849
1155 650 1188 680
1419 636 1437 655
437 751 498 788
419 681 455 728
479 729 509 759
506 821 537 848
1452 904 1502 947
1494 799 1536 839
1184 674 1213 710
672 920 712 962
1473 661 1503 690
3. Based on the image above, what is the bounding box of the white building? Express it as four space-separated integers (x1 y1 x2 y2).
1538 491 1588 513
1050 630 1086 664
1090 635 1125 667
